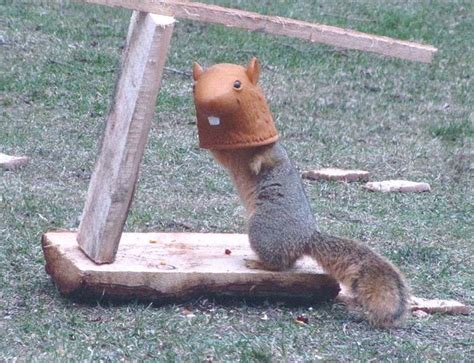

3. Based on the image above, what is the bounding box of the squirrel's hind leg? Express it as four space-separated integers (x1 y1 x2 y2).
246 236 299 271
247 215 301 271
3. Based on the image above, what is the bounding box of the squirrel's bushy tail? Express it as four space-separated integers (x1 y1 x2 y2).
309 231 409 328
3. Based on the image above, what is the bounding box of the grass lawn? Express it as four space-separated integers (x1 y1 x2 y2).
1 0 473 361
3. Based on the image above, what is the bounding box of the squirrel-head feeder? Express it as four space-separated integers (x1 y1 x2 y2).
192 57 279 150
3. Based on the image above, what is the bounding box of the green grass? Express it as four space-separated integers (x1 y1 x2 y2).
1 0 473 361
429 119 473 142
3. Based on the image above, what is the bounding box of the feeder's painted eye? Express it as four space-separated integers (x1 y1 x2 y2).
192 84 196 92
233 80 242 90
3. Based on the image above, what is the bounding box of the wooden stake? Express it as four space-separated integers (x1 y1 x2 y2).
77 12 175 263
82 0 437 63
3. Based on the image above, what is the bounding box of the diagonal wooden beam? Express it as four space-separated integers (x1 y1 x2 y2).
81 0 437 63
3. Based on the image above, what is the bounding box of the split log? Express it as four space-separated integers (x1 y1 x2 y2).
43 232 340 302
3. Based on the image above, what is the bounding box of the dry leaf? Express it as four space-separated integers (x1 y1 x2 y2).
295 315 309 325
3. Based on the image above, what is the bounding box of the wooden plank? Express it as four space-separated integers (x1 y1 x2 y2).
81 0 437 63
363 180 431 193
43 232 340 302
410 296 470 315
77 12 175 263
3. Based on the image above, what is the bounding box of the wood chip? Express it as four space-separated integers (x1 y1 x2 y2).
410 296 470 315
302 168 370 182
0 153 29 170
412 310 430 319
363 180 431 193
181 308 195 317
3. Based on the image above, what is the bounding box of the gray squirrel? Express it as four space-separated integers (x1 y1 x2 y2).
192 58 409 328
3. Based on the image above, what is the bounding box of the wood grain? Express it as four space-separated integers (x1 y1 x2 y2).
43 232 340 302
77 12 175 263
81 0 437 63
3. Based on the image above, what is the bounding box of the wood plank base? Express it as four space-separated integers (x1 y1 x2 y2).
42 232 340 303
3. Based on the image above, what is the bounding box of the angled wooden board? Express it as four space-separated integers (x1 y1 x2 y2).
82 0 437 63
43 232 340 303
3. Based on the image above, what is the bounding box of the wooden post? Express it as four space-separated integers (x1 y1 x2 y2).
77 12 175 263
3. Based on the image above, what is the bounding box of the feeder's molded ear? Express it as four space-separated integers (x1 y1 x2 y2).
193 62 204 81
246 57 260 85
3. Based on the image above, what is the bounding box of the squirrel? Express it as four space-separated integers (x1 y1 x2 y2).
192 58 409 328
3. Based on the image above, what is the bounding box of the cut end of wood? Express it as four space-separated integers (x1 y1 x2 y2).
43 232 340 303
302 168 370 182
0 153 30 171
420 46 437 64
149 13 175 26
363 180 431 193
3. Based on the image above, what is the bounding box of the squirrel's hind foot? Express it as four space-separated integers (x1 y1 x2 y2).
244 258 286 271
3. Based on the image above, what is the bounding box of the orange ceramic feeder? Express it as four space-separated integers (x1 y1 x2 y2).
193 58 279 150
